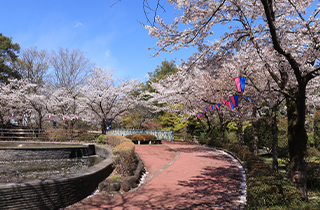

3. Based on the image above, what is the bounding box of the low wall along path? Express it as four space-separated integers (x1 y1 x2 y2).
0 144 114 209
109 129 174 141
69 141 246 209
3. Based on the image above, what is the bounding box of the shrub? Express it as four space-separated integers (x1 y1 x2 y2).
247 176 302 208
277 118 288 148
100 135 136 177
207 138 223 147
225 131 237 143
307 132 314 147
314 110 320 150
125 134 156 141
222 143 305 209
198 137 208 145
243 119 273 152
306 147 320 190
101 135 123 147
307 146 320 157
113 141 135 176
96 134 105 145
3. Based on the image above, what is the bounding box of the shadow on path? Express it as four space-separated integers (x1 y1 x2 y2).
67 142 246 209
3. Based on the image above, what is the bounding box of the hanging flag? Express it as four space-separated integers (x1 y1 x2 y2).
204 108 208 113
221 98 227 105
230 96 236 107
234 95 239 106
243 96 253 101
225 101 231 110
226 100 234 110
215 104 220 110
229 100 234 109
198 113 202 118
234 77 246 93
201 113 204 117
230 95 239 107
209 105 214 110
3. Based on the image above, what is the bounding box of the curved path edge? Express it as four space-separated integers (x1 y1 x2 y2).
208 146 247 206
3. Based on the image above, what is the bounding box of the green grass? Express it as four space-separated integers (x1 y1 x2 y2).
108 175 125 183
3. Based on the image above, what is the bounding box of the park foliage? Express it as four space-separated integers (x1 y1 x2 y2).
125 134 157 141
98 135 136 177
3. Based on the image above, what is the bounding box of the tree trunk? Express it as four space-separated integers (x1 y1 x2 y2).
218 112 228 142
36 115 42 138
286 94 308 200
252 121 259 156
237 121 243 145
220 123 225 141
101 118 107 135
70 121 74 141
271 107 279 172
219 121 229 142
252 107 259 156
0 120 3 136
38 116 42 130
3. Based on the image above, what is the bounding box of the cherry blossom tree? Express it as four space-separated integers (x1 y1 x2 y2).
145 0 320 197
0 79 36 129
45 86 88 139
147 68 237 140
82 67 141 134
19 86 49 131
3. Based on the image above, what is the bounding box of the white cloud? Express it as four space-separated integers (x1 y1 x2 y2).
105 50 111 57
74 22 83 28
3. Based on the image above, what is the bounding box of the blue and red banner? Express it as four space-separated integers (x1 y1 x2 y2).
234 77 246 93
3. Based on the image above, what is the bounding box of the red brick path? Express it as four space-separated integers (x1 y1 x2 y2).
67 141 246 209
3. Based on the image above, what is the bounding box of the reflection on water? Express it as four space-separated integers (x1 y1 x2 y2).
0 156 104 183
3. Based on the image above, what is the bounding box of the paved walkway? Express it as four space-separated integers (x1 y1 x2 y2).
67 141 246 209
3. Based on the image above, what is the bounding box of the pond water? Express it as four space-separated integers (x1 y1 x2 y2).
0 155 104 183
0 142 87 148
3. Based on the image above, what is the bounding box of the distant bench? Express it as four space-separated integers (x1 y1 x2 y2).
131 139 162 145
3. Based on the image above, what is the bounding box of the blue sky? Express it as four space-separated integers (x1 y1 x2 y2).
1 0 195 80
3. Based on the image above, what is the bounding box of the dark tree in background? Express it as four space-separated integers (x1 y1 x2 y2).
314 110 320 150
0 33 21 84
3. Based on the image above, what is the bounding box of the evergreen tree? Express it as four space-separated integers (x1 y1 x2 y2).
0 33 20 84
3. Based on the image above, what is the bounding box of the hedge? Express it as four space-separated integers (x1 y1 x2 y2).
125 134 157 141
100 135 135 176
